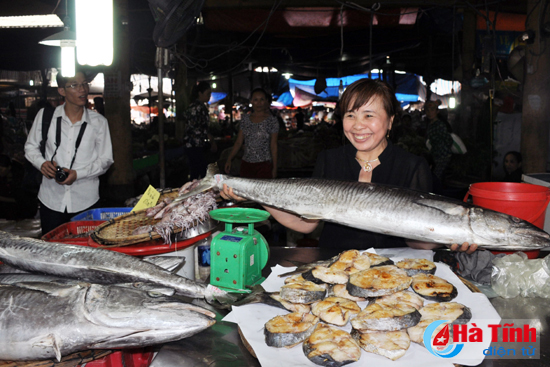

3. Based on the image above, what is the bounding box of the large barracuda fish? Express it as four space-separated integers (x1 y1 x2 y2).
0 280 215 361
180 164 550 251
0 231 233 303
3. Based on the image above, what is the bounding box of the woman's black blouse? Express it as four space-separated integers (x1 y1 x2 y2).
312 141 433 250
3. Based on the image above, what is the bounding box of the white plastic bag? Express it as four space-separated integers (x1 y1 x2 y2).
491 252 550 298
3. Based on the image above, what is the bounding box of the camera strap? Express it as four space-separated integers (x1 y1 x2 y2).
50 117 88 170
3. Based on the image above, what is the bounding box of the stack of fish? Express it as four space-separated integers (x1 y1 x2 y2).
0 231 232 362
250 250 472 365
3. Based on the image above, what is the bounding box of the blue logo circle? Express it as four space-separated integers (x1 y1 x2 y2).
423 320 464 358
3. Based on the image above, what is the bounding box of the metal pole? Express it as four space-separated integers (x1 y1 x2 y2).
158 67 165 189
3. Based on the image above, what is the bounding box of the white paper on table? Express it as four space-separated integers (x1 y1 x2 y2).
223 251 501 367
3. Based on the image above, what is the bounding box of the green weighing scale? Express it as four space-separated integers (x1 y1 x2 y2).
208 208 270 293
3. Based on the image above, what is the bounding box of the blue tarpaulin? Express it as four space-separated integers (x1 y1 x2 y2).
283 73 421 107
209 92 227 104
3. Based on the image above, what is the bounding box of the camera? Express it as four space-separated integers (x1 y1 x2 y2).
55 166 68 182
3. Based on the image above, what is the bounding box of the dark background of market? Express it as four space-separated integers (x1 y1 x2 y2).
0 0 548 229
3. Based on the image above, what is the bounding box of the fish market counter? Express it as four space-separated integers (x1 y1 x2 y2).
149 247 550 367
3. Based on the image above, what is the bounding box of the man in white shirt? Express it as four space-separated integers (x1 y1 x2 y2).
25 70 114 235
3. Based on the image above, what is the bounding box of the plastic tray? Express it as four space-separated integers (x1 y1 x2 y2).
41 221 104 244
86 230 211 256
71 208 134 222
81 348 155 367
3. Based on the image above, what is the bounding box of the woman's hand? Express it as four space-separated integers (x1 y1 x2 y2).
450 242 478 254
220 184 246 202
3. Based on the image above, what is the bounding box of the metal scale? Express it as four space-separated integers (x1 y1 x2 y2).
208 208 270 293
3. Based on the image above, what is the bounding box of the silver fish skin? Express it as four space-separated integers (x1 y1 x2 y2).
0 282 216 361
0 274 177 296
190 164 550 251
0 231 232 303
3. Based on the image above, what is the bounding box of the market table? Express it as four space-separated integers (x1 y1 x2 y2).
149 247 550 367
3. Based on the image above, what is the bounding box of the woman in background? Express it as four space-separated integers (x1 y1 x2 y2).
425 100 453 182
503 151 523 182
183 81 217 180
225 88 279 178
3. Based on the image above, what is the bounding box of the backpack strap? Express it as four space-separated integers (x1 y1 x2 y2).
39 104 56 158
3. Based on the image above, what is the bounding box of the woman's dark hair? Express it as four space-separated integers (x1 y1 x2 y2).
250 88 272 103
504 151 522 164
339 78 401 120
191 81 211 101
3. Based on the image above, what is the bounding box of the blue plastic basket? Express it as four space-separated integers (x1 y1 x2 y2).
71 207 133 221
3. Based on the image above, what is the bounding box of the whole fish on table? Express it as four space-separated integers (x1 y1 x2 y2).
176 164 550 251
0 231 234 304
0 281 216 361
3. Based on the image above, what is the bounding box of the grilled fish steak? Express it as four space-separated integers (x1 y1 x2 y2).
351 302 421 331
264 312 319 348
303 323 361 367
329 250 373 274
375 290 424 311
280 280 326 304
347 265 412 298
0 231 232 303
362 252 394 267
411 273 458 302
351 329 410 361
303 266 349 284
0 282 215 361
396 258 436 276
191 164 550 251
311 296 361 326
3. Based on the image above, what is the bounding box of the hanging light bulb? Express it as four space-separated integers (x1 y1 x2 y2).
39 25 76 77
75 0 113 66
38 0 76 77
449 88 456 109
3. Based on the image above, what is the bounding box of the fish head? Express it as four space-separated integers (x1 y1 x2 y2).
82 284 216 348
470 208 550 250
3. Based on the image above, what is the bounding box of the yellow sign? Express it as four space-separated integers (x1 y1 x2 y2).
133 185 161 212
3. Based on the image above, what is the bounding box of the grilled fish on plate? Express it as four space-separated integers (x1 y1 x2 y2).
347 265 412 298
351 302 421 331
303 266 349 284
363 252 394 267
311 296 361 326
280 280 326 304
264 312 319 348
303 323 361 367
396 258 437 276
407 302 472 344
351 329 411 361
328 250 371 274
411 273 458 301
375 290 425 311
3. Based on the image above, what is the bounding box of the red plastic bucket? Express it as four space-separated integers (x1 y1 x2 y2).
464 182 550 259
464 182 550 229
